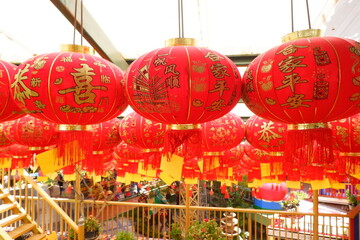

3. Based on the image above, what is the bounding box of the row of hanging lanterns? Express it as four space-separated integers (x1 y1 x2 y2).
1 0 360 188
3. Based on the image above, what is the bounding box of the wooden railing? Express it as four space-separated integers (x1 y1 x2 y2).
2 168 360 240
0 169 84 240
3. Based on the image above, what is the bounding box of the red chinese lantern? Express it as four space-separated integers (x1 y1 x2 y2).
245 115 287 177
330 113 360 175
0 144 33 169
0 60 24 122
0 122 12 148
200 112 245 180
10 45 128 166
88 118 122 174
119 111 166 169
223 143 245 181
113 141 143 174
3 115 59 153
242 29 360 169
125 38 241 156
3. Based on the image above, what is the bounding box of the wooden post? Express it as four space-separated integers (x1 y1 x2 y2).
313 189 319 240
75 165 81 222
185 184 191 236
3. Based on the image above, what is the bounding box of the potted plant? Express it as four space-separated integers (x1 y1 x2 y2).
70 215 102 240
281 190 309 211
186 219 225 240
346 189 359 209
170 223 183 240
115 230 136 240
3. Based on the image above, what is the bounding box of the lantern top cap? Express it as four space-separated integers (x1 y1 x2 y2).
165 38 197 47
60 44 95 54
281 29 323 43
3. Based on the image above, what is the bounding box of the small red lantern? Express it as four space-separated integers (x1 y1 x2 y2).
119 111 166 169
113 142 143 174
0 122 13 148
200 112 245 181
3 115 59 153
87 118 122 173
125 38 242 156
0 144 33 169
254 182 288 202
10 45 128 166
242 30 360 168
0 60 24 122
330 113 360 175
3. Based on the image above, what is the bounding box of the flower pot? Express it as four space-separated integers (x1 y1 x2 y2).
85 231 99 240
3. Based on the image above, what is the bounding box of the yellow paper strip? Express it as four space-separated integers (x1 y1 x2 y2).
64 174 76 182
310 178 331 190
286 181 301 189
184 178 198 185
260 163 271 177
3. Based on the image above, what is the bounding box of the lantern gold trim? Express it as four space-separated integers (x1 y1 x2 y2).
281 29 323 43
203 151 224 156
93 151 104 155
28 146 54 151
287 122 328 130
269 152 284 157
12 155 29 159
60 44 95 54
57 124 93 131
142 148 163 153
165 38 197 47
167 124 201 130
339 152 360 157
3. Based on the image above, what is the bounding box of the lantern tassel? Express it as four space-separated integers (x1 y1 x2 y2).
164 124 202 159
285 123 334 168
56 125 93 167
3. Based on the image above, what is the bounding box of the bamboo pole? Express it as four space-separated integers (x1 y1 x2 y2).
313 189 319 240
185 184 191 236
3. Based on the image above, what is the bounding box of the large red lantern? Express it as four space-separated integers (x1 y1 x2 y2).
330 113 360 175
0 144 33 169
242 30 360 168
119 111 166 169
0 60 24 122
10 45 128 165
125 38 242 155
3 115 59 153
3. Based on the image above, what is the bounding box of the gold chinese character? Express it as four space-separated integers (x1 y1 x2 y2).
11 64 39 105
101 75 110 83
275 73 308 92
94 61 106 72
58 63 107 104
258 121 283 143
34 100 45 109
280 94 311 108
210 63 230 79
32 57 48 70
205 99 226 111
276 45 308 56
30 78 42 87
154 57 167 66
164 64 179 75
278 56 307 73
0 70 3 78
209 80 229 97
166 75 180 88
61 56 73 62
55 96 64 104
204 52 223 61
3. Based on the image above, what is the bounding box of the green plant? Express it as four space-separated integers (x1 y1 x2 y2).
186 219 225 240
346 189 358 206
281 190 309 210
69 215 102 239
170 223 183 240
115 231 136 240
84 215 102 233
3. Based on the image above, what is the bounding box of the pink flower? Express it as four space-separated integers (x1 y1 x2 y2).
204 218 209 222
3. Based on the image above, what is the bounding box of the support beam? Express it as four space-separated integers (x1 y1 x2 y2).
50 0 129 71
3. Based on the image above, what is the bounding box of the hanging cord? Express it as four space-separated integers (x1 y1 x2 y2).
305 0 312 29
72 0 78 45
290 0 294 32
178 0 184 38
80 0 84 46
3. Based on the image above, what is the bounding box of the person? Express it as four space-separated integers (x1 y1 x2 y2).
56 173 64 197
